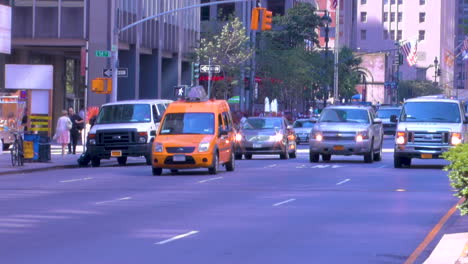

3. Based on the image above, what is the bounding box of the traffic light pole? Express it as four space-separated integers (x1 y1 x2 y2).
109 0 257 102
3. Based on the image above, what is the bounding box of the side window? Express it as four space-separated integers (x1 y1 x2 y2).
156 104 166 116
218 114 224 130
152 105 158 122
222 112 230 129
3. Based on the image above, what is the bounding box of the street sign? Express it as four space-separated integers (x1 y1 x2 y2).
103 68 128 78
384 81 398 89
174 86 188 97
96 50 111 57
200 65 221 73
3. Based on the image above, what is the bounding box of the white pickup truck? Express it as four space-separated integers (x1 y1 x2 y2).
392 96 468 168
87 99 172 167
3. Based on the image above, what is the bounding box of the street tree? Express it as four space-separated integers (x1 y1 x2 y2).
398 80 443 101
195 17 254 99
337 47 362 101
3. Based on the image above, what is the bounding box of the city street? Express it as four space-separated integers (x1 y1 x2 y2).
0 137 457 264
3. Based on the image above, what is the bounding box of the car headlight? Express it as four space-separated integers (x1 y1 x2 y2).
272 133 283 142
396 132 406 145
356 131 369 142
451 132 462 145
138 132 147 143
235 133 243 142
154 142 163 152
198 142 210 152
88 134 96 145
313 132 323 141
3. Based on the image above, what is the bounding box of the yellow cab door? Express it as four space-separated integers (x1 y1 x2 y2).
216 113 231 163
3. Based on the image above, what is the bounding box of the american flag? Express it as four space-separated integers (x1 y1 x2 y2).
463 38 468 52
400 40 418 66
331 0 338 9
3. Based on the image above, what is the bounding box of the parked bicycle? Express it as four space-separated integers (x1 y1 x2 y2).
10 131 24 166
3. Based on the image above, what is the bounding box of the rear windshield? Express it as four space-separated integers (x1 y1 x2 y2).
377 109 400 118
293 120 315 128
319 109 369 123
160 113 214 135
243 118 282 130
97 104 151 124
401 102 461 123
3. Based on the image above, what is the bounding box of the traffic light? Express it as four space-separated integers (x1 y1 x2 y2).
261 9 273 31
192 62 200 80
251 7 260 30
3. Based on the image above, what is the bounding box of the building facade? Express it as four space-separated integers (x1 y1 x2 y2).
2 0 200 129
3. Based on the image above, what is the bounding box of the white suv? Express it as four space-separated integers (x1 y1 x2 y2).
392 96 468 168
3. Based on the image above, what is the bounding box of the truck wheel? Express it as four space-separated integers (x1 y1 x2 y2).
309 151 320 163
235 153 243 160
322 154 331 162
208 153 219 175
225 151 235 172
289 151 297 159
394 157 403 168
364 141 374 163
374 139 383 162
145 155 152 165
403 157 412 167
2 143 10 151
91 157 101 167
245 154 252 160
117 156 127 166
152 167 162 176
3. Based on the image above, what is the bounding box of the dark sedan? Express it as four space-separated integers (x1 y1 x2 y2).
376 106 401 135
234 117 297 159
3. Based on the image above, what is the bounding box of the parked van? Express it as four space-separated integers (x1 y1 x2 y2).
151 89 236 176
392 96 468 168
87 99 172 167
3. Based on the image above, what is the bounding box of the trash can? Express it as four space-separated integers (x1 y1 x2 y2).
24 134 40 160
38 136 51 162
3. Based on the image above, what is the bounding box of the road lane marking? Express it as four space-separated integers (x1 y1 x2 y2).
336 179 351 185
377 165 387 168
296 165 307 169
60 177 93 183
273 198 296 207
264 164 278 168
96 196 132 205
311 165 330 169
404 198 464 264
297 149 308 153
198 177 223 184
155 230 199 245
383 148 394 153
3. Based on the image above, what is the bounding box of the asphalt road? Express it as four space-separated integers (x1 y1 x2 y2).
0 137 457 264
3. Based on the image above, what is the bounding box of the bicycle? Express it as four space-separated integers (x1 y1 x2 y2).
10 131 24 167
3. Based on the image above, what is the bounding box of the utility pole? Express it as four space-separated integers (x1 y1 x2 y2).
333 1 340 104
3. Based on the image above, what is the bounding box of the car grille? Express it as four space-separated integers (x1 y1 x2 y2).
164 156 196 165
97 129 137 144
408 131 449 145
322 131 355 141
166 147 196 153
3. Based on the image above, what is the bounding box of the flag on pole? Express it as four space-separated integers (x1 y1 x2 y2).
399 40 418 66
463 38 468 52
444 49 455 66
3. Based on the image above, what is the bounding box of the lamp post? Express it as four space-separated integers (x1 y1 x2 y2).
321 10 332 107
433 56 439 83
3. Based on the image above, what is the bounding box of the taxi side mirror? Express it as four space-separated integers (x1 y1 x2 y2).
390 115 398 123
150 130 156 137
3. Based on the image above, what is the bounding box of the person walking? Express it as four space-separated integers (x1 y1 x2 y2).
68 107 84 155
55 110 72 156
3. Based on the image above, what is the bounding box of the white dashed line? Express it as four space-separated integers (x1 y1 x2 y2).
273 198 296 207
96 196 132 205
264 164 278 168
377 165 387 168
198 177 223 184
336 179 351 185
60 177 93 183
155 230 199 245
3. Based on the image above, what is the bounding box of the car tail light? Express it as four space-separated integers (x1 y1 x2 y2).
396 132 406 145
451 133 462 145
288 134 295 141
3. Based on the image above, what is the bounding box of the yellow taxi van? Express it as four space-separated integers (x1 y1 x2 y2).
151 87 236 176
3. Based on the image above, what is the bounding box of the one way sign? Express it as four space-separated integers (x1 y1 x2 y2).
200 65 221 73
103 68 128 78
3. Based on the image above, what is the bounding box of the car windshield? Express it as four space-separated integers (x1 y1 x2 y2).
293 120 315 128
377 109 401 118
160 113 214 135
319 109 369 123
96 104 151 124
401 102 461 123
243 118 282 130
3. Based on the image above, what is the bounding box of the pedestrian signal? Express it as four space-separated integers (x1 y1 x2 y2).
91 78 112 94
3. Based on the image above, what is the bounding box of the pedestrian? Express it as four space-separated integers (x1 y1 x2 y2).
240 113 248 125
68 107 84 155
54 110 72 156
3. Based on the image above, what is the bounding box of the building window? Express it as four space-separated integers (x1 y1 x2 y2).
397 30 402 40
361 0 367 4
391 0 395 4
390 30 395 40
419 12 426 23
398 0 403 4
384 0 388 4
201 0 210 21
420 0 425 5
361 30 367 40
398 12 403 22
384 30 389 39
419 30 425 40
217 3 235 20
361 12 367 22
390 12 395 22
383 12 388 22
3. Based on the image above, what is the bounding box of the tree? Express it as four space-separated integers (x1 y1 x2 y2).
194 17 254 99
398 80 443 101
337 47 362 100
442 144 468 215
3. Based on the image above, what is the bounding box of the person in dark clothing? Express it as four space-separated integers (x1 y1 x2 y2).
68 107 84 154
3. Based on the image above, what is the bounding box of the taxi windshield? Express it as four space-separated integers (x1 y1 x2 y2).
160 113 215 135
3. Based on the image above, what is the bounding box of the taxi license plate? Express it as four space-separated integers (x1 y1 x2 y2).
173 155 186 162
111 150 122 157
253 143 262 148
333 145 345 151
421 154 432 159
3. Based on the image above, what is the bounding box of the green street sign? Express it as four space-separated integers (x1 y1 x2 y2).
95 50 111 57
